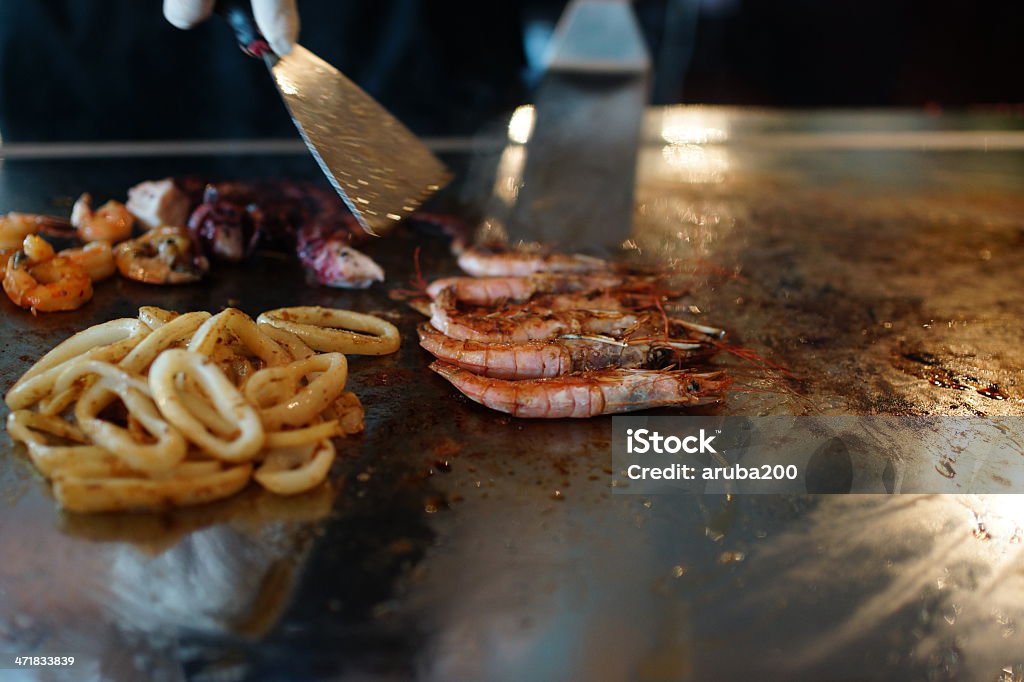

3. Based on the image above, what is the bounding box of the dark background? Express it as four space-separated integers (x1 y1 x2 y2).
0 0 1021 141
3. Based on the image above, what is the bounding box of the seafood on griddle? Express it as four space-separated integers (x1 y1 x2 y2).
70 193 134 243
429 285 723 343
113 226 210 285
430 361 728 418
418 322 713 380
425 272 644 306
0 178 403 312
180 179 387 287
296 223 384 288
3 235 94 313
126 178 190 231
456 244 611 277
5 305 399 512
417 251 730 417
0 212 69 250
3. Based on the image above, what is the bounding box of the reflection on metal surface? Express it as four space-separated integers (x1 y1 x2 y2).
0 476 333 679
492 144 527 206
659 107 730 145
659 143 730 184
475 72 647 250
507 105 536 145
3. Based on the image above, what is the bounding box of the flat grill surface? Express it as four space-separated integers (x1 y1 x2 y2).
1 110 1023 680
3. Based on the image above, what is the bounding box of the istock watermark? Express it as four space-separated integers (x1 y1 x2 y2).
611 416 1024 496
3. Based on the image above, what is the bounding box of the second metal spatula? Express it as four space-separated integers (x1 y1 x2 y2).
218 1 450 235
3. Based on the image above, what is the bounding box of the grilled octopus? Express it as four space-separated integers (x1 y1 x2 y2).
126 178 385 288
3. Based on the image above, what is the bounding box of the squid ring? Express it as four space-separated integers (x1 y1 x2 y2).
243 352 348 431
53 360 188 473
52 462 253 513
6 410 127 478
264 420 340 449
149 349 265 462
120 311 211 373
257 307 400 356
254 440 335 495
187 308 289 367
6 318 149 410
257 321 315 361
137 306 180 330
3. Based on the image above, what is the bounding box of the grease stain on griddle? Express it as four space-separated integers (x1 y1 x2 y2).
897 349 1008 400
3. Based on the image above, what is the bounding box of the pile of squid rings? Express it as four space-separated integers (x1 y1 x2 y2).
415 245 731 418
5 305 399 513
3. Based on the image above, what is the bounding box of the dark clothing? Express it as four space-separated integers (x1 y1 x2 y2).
0 1 529 141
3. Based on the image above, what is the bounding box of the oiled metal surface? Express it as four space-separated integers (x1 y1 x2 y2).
2 110 1024 681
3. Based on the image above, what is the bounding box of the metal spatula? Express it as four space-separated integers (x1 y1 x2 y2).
218 0 450 235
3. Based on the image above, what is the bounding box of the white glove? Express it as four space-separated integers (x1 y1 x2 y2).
163 0 300 56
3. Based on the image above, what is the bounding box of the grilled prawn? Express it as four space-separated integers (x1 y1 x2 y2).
425 272 639 306
456 245 610 277
430 361 727 418
418 323 712 379
429 287 723 343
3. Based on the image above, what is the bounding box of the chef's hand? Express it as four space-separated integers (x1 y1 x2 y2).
163 0 300 55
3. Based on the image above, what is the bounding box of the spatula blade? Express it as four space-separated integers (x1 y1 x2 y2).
269 46 450 235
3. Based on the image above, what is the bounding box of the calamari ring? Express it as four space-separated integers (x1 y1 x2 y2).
52 462 253 513
53 360 188 473
120 311 210 373
257 321 315 361
264 420 340 449
149 349 265 462
6 410 126 478
5 319 149 410
138 306 181 330
243 352 348 431
254 440 335 495
188 308 289 367
257 306 400 356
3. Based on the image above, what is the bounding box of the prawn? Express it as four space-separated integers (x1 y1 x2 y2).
71 193 134 243
425 272 644 306
3 235 93 313
418 323 713 379
113 226 209 284
457 244 610 277
429 287 723 343
61 241 116 281
430 361 728 418
0 212 69 250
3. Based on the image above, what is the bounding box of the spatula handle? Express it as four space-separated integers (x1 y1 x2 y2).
215 0 272 58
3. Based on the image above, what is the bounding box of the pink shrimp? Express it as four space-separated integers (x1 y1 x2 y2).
71 193 134 243
430 361 727 418
425 272 634 306
418 323 712 379
456 245 611 277
429 287 723 343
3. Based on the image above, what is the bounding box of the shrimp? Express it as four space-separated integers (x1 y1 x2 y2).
425 272 636 306
113 226 209 285
0 212 69 249
457 244 610 277
61 241 116 281
430 361 728 418
71 193 134 243
429 287 723 343
418 323 713 379
3 235 93 313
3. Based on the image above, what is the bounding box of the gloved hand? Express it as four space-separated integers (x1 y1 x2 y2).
163 0 300 55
